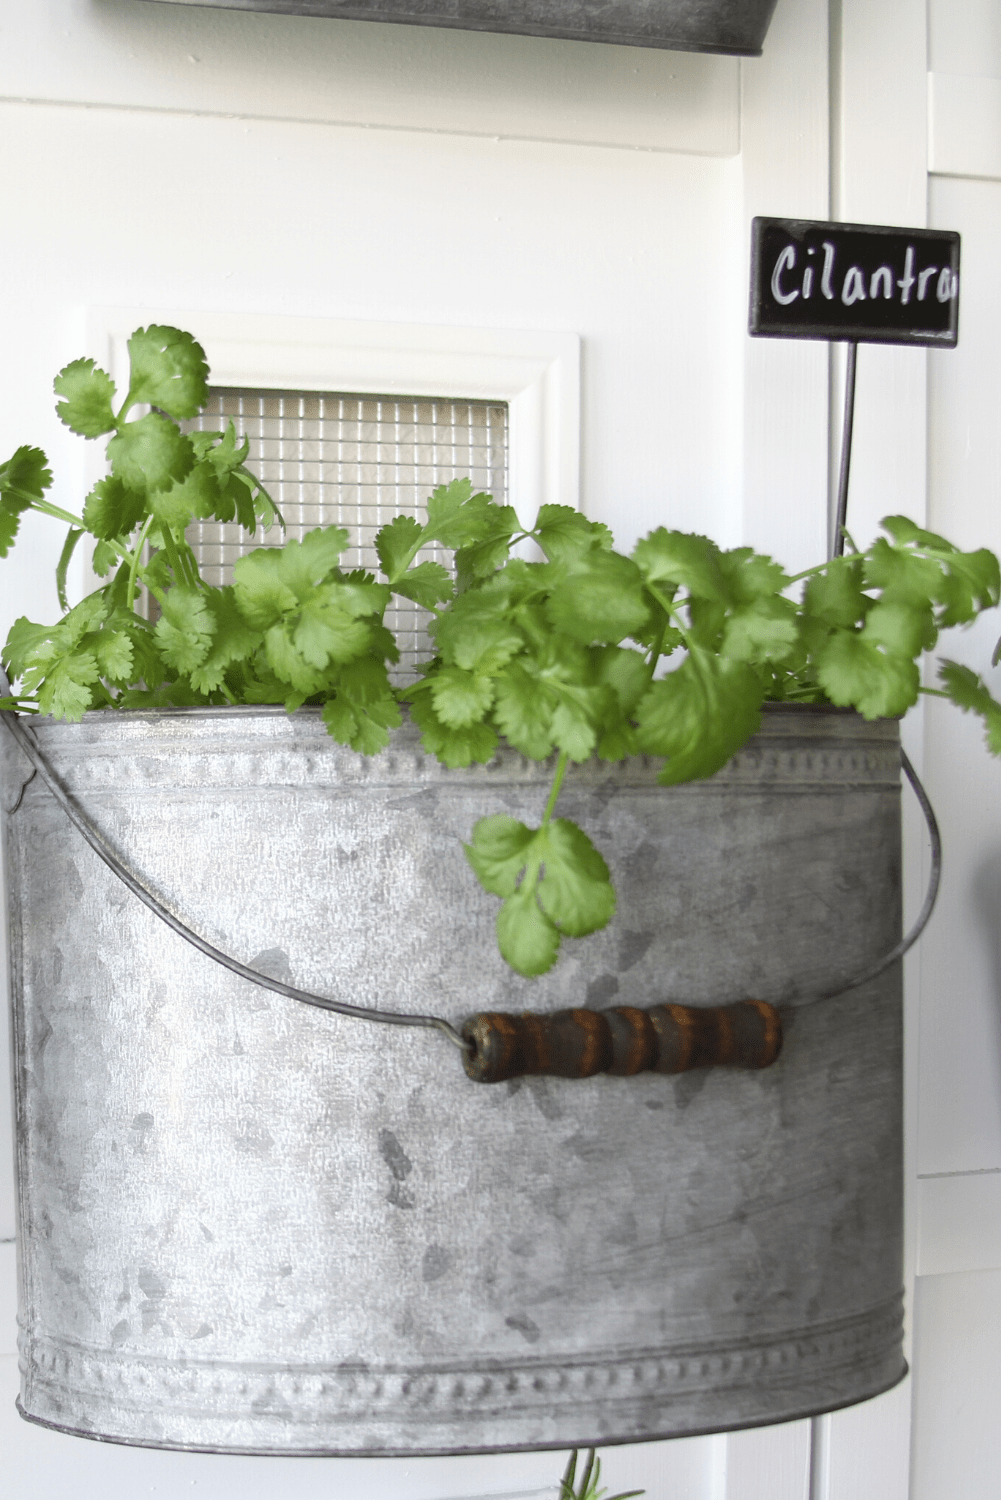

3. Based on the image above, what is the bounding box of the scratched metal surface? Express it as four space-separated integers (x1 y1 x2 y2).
1 705 904 1453
143 0 780 57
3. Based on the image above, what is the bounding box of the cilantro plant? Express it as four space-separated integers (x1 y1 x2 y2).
3 327 1001 979
559 1447 644 1500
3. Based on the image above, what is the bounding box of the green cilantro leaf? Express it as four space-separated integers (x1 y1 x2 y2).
492 663 556 760
154 586 214 675
544 550 650 644
635 652 763 784
390 559 453 610
433 595 523 672
92 625 134 685
632 529 728 601
864 537 944 606
429 665 496 727
424 479 497 549
463 815 538 897
233 547 296 628
881 515 956 552
0 446 53 554
465 814 615 976
0 507 18 557
936 549 1001 626
537 818 617 937
496 885 562 977
125 326 209 419
550 690 600 761
91 537 128 578
53 359 117 437
151 459 221 531
406 680 499 766
188 588 262 694
82 476 147 540
939 661 1001 754
292 598 372 670
802 556 867 627
37 652 101 719
376 515 423 580
107 413 194 494
861 600 935 658
533 504 613 564
722 595 799 663
321 657 401 754
814 631 920 718
280 527 352 596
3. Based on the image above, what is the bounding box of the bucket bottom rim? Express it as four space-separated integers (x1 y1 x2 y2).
15 1358 908 1456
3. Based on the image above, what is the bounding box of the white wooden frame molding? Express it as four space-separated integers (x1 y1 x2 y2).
82 308 581 529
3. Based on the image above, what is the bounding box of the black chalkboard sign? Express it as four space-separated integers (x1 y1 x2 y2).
749 218 960 347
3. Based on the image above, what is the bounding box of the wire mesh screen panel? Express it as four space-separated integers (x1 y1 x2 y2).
185 389 509 679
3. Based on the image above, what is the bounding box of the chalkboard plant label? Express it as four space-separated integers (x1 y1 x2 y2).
749 218 960 346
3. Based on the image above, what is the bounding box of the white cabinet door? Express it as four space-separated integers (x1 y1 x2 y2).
909 7 1001 1495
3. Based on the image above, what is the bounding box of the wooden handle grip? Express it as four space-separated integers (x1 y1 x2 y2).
461 1001 782 1084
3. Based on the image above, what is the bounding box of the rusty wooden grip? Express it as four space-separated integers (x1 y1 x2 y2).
461 1001 782 1084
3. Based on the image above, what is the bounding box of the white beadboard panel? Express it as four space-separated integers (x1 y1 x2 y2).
819 1381 912 1500
917 1171 1001 1277
929 0 1001 79
0 1240 15 1358
921 172 1001 1175
911 1268 1001 1500
917 677 1001 1174
711 1421 810 1500
830 0 928 555
556 1437 716 1500
929 74 1001 183
0 0 738 155
738 0 830 572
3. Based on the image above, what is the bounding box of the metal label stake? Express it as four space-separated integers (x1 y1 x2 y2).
749 215 960 558
748 212 958 953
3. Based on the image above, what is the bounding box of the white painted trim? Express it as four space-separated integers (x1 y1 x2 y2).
917 1171 1001 1278
82 308 580 529
929 73 1001 183
0 1239 16 1359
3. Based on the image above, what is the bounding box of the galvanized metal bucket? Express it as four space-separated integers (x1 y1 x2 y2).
1 704 904 1454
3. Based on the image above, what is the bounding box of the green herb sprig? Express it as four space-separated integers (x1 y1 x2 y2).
4 327 1001 978
559 1447 644 1500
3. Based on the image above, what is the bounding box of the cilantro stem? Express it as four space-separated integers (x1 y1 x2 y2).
645 582 693 649
177 539 202 590
30 498 85 529
644 620 670 681
159 525 187 587
542 751 569 826
116 388 137 425
919 686 952 700
786 560 835 584
125 514 155 611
